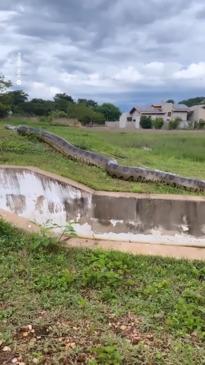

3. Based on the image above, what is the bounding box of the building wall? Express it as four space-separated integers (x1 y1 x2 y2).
189 106 205 122
119 112 128 128
173 111 188 121
131 111 141 128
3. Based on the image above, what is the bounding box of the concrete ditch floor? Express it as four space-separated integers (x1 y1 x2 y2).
0 209 205 261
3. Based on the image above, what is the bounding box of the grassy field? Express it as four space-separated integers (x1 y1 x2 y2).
0 118 205 194
0 220 204 364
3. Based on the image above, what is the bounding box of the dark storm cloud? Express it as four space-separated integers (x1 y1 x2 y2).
1 0 205 108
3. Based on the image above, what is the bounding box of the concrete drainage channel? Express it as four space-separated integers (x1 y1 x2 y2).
0 166 205 248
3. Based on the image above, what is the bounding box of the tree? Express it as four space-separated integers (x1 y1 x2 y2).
54 93 74 112
7 90 28 105
21 99 54 116
78 99 98 108
0 75 12 118
96 103 121 121
166 99 175 104
0 103 10 118
140 116 152 129
179 97 205 107
68 103 105 125
6 90 28 113
0 75 11 93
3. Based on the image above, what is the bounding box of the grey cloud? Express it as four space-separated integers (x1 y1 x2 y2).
1 0 205 108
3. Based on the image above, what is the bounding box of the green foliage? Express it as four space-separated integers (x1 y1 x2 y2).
89 344 122 364
6 90 28 113
0 75 11 92
0 102 10 118
140 115 152 129
0 221 205 363
96 103 121 121
179 97 205 107
78 98 98 108
1 123 205 195
166 99 175 104
50 110 68 119
21 98 54 116
198 119 205 129
68 103 105 125
153 117 164 129
39 115 52 124
54 93 74 112
168 118 181 130
44 220 77 243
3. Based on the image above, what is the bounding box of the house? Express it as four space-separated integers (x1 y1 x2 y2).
188 104 205 124
119 102 190 129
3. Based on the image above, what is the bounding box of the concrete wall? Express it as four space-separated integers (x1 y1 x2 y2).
105 121 119 128
0 166 205 246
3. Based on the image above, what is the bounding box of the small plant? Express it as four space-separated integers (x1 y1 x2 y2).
168 118 181 130
89 344 122 365
44 220 77 243
140 115 152 129
153 117 164 129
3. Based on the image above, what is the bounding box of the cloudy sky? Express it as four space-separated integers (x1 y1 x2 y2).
1 0 205 110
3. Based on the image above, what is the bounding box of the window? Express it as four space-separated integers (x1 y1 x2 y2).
127 117 132 122
168 112 172 117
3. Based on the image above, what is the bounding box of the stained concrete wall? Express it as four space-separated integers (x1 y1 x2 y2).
0 166 205 246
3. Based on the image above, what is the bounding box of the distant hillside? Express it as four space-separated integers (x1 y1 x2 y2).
179 97 205 107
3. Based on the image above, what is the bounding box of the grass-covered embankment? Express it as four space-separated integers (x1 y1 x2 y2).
0 119 205 194
0 220 204 364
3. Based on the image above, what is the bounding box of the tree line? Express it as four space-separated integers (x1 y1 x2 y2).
0 75 121 124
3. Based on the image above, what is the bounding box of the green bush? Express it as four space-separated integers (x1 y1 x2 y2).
198 119 205 129
50 110 68 119
153 117 164 129
140 116 152 129
168 118 181 130
0 103 10 118
39 115 52 124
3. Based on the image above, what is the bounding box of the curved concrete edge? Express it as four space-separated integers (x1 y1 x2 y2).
0 209 40 234
1 165 205 201
1 166 205 247
0 209 204 261
8 125 205 192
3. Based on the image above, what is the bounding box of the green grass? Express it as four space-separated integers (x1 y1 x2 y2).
0 220 204 364
0 118 205 194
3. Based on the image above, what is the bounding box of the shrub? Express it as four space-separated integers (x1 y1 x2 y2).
153 117 164 129
140 116 152 129
39 115 52 124
198 119 205 129
0 103 10 118
50 110 68 119
168 118 181 130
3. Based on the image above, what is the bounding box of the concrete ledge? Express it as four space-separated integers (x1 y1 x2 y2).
0 166 205 247
0 208 204 261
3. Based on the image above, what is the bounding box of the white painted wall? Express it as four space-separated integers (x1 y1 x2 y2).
119 113 129 128
0 169 92 229
1 167 204 246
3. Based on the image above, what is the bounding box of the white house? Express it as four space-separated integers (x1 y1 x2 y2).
119 102 190 129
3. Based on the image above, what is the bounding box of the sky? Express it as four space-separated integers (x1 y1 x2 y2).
1 0 205 110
